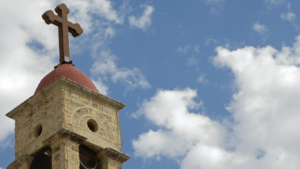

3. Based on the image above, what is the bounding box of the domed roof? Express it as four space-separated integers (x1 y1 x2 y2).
35 64 99 94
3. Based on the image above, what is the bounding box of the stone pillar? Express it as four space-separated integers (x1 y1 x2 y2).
98 148 130 169
43 129 87 169
7 154 34 169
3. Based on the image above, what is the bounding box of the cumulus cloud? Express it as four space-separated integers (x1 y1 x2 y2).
132 88 227 163
253 22 268 34
132 88 225 157
91 50 150 92
133 35 300 168
129 5 154 30
0 0 58 144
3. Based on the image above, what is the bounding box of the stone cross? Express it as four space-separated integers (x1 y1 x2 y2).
42 3 83 64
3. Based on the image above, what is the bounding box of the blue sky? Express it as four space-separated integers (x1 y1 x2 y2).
1 0 300 168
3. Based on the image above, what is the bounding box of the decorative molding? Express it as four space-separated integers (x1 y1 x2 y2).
104 148 130 163
43 129 87 145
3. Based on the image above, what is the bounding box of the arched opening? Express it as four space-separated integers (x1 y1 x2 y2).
79 145 98 169
30 147 52 169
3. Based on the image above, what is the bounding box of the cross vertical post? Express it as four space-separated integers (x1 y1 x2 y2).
42 3 83 64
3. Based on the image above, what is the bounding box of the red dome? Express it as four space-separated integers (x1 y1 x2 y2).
35 64 99 94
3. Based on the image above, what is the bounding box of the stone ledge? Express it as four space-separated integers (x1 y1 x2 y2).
7 154 34 169
43 129 87 145
104 148 130 163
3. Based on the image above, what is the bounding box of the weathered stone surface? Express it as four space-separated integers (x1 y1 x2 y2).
92 102 98 109
6 77 127 168
81 97 90 105
43 129 87 146
104 148 130 163
70 100 83 108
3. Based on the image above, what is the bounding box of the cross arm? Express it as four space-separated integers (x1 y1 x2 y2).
42 10 62 27
68 22 83 37
42 10 83 37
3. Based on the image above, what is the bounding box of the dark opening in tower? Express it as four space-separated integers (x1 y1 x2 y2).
30 146 52 169
79 145 98 169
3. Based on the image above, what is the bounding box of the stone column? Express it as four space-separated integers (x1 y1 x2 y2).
98 148 130 169
43 129 87 169
7 155 34 169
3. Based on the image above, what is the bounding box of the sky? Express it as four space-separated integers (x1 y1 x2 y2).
1 0 300 168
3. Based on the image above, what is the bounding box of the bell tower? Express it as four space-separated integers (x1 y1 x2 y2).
6 3 129 169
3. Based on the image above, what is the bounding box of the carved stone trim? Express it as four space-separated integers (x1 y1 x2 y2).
104 148 130 163
7 154 34 169
43 129 87 145
6 77 125 120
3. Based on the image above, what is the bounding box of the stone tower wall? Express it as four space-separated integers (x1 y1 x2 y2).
63 85 121 151
14 85 63 159
9 77 123 160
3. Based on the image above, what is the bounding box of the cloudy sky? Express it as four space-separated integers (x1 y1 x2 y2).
1 0 300 168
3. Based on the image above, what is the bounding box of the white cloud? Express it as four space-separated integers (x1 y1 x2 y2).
133 35 300 168
177 46 189 53
280 3 298 30
197 73 209 83
280 12 296 22
253 22 268 34
132 88 227 161
63 1 151 94
186 57 199 66
105 26 115 38
206 38 218 45
0 0 58 144
64 0 126 33
129 5 154 30
92 78 109 96
177 45 200 54
91 50 150 92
